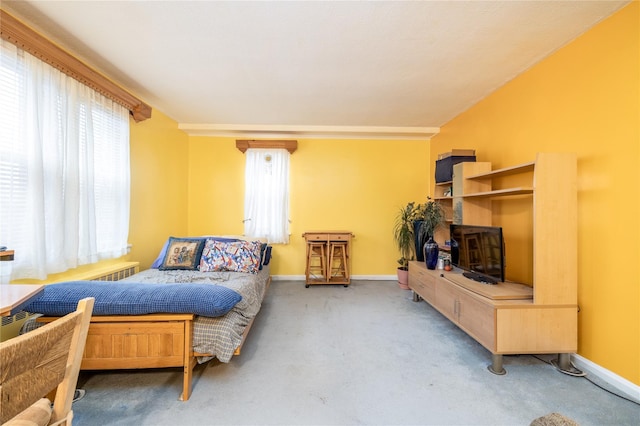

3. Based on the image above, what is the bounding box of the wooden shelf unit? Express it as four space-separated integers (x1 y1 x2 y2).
411 153 578 374
466 161 535 180
432 181 453 245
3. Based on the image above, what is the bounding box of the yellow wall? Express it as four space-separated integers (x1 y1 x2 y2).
430 3 639 385
17 130 431 278
128 109 190 268
187 137 430 276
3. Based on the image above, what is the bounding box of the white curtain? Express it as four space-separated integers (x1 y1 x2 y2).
0 40 130 280
244 148 289 244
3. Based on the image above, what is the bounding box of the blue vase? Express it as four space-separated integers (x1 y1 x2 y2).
424 236 439 270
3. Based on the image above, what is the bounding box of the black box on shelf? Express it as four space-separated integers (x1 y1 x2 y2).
435 150 476 183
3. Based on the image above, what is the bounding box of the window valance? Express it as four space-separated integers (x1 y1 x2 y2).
0 9 151 122
236 139 298 154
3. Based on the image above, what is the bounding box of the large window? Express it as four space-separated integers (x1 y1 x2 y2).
243 148 290 244
0 40 130 280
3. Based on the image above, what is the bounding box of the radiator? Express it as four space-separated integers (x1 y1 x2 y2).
49 261 140 282
0 261 139 340
88 262 139 281
1 311 37 342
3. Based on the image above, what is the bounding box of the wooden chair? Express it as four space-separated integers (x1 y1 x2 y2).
1 297 94 426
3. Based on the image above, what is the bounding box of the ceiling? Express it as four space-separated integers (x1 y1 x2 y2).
1 1 629 139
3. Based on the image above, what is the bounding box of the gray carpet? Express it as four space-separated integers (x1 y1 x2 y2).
73 281 639 425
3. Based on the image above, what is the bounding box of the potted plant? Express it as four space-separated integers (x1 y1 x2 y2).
416 197 446 269
393 202 421 289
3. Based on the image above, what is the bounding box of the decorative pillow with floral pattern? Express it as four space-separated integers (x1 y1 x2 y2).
199 239 263 274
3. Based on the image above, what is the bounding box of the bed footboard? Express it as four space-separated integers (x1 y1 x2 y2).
36 276 272 401
38 314 197 401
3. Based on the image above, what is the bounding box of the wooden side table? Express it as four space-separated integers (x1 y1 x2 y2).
1 284 44 317
1 250 15 285
302 231 353 287
0 250 15 261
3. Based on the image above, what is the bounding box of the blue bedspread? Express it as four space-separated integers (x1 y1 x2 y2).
24 281 242 317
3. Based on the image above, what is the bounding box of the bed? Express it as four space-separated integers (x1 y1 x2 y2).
23 236 272 401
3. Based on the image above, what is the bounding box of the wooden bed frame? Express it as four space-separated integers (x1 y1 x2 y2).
37 277 271 401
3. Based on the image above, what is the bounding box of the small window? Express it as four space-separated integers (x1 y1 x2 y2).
243 148 290 244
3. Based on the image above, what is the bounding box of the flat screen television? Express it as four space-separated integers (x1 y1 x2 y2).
450 224 505 284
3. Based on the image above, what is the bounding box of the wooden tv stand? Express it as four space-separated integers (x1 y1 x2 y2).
417 153 579 374
409 260 577 374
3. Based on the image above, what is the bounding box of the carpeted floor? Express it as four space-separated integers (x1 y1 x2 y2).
72 280 639 425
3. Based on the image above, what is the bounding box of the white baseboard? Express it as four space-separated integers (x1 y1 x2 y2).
271 275 305 281
351 275 397 280
271 275 397 281
571 354 640 404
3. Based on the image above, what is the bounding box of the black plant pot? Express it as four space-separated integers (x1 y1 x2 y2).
413 220 427 262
